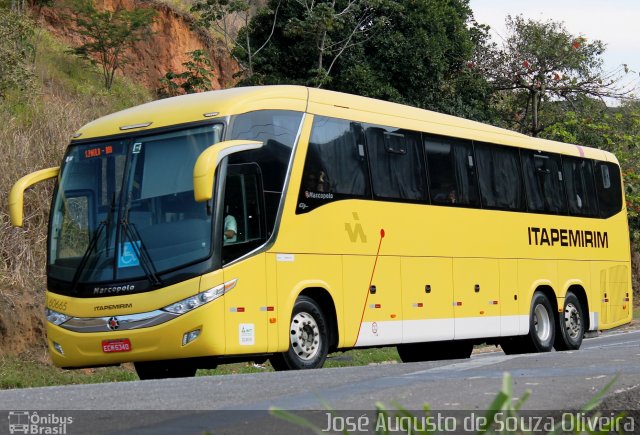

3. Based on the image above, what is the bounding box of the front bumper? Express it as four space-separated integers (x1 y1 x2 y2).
47 298 226 368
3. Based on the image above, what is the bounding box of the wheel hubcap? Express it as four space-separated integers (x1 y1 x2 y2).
533 304 551 342
564 303 582 339
290 312 320 361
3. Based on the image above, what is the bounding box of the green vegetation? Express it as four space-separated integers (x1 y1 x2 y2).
0 354 137 389
0 347 400 389
158 49 217 97
217 0 492 121
0 10 35 99
474 15 632 137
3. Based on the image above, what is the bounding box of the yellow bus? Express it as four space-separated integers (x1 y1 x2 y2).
9 86 632 379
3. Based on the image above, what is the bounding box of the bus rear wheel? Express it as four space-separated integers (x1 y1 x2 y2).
270 296 329 371
554 292 585 351
501 291 555 354
134 360 197 380
397 340 473 363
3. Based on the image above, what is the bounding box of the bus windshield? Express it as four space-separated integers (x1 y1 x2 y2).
48 124 223 286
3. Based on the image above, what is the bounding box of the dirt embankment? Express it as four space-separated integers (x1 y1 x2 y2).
38 0 239 90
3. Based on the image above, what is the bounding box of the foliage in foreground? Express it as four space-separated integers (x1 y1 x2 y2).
271 373 627 434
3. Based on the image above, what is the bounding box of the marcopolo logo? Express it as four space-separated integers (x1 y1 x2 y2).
7 411 73 434
93 285 136 295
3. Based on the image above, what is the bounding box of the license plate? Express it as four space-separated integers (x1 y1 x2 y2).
102 339 132 353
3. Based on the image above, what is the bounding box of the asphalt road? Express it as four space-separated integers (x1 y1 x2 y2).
1 328 639 434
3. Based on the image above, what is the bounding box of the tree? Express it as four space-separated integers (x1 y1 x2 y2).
158 49 217 97
330 0 493 120
233 0 381 87
474 15 633 136
542 97 640 241
191 0 281 81
69 0 155 90
232 0 492 120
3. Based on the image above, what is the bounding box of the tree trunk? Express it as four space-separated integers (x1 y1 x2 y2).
531 89 539 137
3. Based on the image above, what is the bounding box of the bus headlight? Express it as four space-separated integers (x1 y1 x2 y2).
163 278 237 315
46 308 71 326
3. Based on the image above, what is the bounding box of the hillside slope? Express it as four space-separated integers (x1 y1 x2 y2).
0 0 239 357
37 0 238 90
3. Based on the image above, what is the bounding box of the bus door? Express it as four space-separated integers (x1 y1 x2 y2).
220 163 270 354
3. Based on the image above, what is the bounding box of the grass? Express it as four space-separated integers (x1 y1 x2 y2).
0 347 401 389
196 347 401 377
0 354 138 389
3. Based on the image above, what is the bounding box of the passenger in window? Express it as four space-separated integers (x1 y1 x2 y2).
447 189 457 204
305 170 330 192
224 210 237 245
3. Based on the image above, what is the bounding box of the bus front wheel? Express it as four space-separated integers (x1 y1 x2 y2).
270 296 329 371
554 292 585 351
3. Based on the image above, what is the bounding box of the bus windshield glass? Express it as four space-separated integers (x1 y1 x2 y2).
48 124 223 285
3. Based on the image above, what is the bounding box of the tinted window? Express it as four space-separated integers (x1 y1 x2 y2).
521 151 567 214
595 161 623 218
475 142 525 211
229 110 303 230
425 135 479 206
562 157 598 217
365 125 427 201
297 116 370 213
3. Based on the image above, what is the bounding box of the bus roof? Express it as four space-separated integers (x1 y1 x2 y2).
72 85 617 164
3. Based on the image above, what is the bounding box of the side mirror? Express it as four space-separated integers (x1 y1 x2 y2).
193 140 263 202
9 167 60 227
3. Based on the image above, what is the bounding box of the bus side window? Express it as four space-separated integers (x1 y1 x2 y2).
365 126 427 201
521 150 567 214
475 142 525 211
595 161 623 218
424 135 479 207
562 156 598 217
296 116 370 213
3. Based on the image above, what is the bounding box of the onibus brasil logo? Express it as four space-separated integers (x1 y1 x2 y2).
7 411 73 434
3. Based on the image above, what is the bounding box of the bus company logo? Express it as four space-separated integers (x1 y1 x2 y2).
7 411 73 434
107 317 120 330
93 284 136 295
345 212 367 243
527 227 608 248
94 303 133 312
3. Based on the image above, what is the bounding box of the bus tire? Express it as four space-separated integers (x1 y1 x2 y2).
500 292 555 354
134 360 197 380
554 292 585 351
269 296 329 371
397 340 473 363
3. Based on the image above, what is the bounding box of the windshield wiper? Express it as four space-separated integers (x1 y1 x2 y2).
70 221 105 293
70 193 116 292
